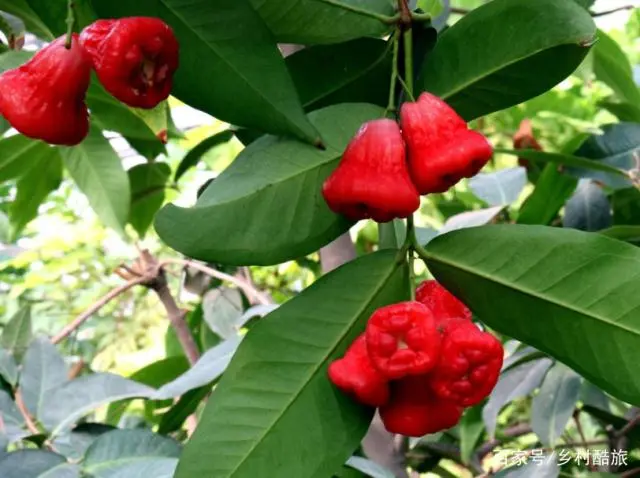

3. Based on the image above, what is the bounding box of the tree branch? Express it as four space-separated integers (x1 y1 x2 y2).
150 271 201 366
451 7 470 14
51 276 149 344
477 424 533 458
161 258 271 305
591 5 634 17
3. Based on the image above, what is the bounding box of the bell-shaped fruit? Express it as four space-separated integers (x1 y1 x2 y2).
0 34 91 145
322 119 420 223
400 92 493 194
80 17 179 109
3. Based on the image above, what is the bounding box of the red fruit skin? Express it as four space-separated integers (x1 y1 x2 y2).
366 301 441 380
322 119 420 223
328 335 390 407
416 280 472 324
429 320 503 407
80 17 179 109
400 92 493 194
0 34 90 145
380 376 463 437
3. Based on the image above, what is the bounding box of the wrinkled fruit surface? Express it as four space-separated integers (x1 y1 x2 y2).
366 301 441 379
80 17 179 109
0 34 91 145
400 92 493 194
322 118 420 223
429 320 503 407
380 375 463 437
416 280 472 324
328 335 389 407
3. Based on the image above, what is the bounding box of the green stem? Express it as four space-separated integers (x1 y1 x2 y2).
65 0 75 49
315 0 399 24
406 215 417 301
402 27 414 98
397 75 416 102
385 30 401 116
410 12 432 22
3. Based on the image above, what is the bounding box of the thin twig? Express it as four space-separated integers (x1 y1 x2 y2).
616 413 640 438
15 390 40 436
477 424 533 458
451 7 470 14
161 258 271 305
591 5 634 17
52 276 149 344
574 411 589 447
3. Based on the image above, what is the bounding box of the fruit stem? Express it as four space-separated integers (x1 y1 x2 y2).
315 0 399 24
406 216 417 301
65 0 75 49
402 27 414 98
385 30 401 117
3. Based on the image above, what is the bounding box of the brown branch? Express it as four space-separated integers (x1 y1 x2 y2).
616 412 640 438
150 271 200 366
15 389 40 436
451 7 470 14
161 258 271 306
591 5 634 17
51 276 149 344
477 424 533 458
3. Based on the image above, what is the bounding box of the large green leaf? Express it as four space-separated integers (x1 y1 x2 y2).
174 130 235 182
1 307 32 361
562 180 612 232
128 162 171 238
0 450 67 478
0 1 52 39
0 348 18 386
249 0 394 45
83 429 180 478
286 38 391 112
424 225 640 406
176 250 408 478
9 148 62 238
91 0 319 143
60 129 130 235
531 363 582 446
517 164 577 226
418 0 596 120
593 30 640 106
155 103 383 266
568 123 639 190
21 337 68 420
0 136 56 183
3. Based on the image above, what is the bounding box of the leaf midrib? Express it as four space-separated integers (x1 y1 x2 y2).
224 255 401 477
160 0 304 134
425 248 640 338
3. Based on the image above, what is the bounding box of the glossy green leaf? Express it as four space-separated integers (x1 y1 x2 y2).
601 101 640 123
1 307 32 361
286 38 391 112
517 164 577 225
378 220 406 250
599 226 640 245
249 0 394 45
87 82 165 145
568 122 640 190
419 0 596 120
0 348 17 386
61 129 130 235
21 337 68 420
174 130 234 182
156 103 383 266
83 429 181 478
439 206 504 235
563 180 612 232
459 406 485 464
9 149 62 238
0 136 56 183
176 250 408 478
0 1 52 39
105 356 189 426
92 0 319 143
128 162 171 238
40 373 155 436
424 225 640 406
468 167 527 207
593 30 640 106
52 423 116 461
483 359 553 436
202 288 244 340
157 386 209 435
39 464 81 478
0 450 67 478
496 148 629 179
345 457 395 478
531 363 582 446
